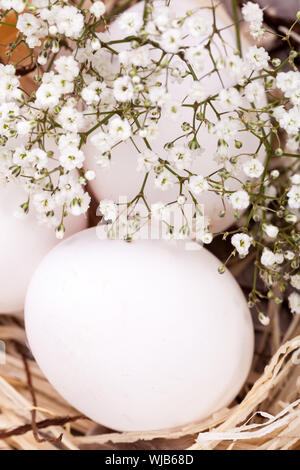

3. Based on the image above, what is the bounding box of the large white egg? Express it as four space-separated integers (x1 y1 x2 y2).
85 0 264 233
0 183 87 315
25 227 254 432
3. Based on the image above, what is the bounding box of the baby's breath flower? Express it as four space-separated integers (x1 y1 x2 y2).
0 0 299 322
289 292 300 315
246 46 270 71
229 190 250 210
99 200 118 222
261 248 276 267
118 12 143 34
151 202 170 221
263 224 279 239
231 233 252 256
291 274 300 290
90 1 106 19
287 185 300 209
188 175 209 195
109 117 131 142
243 158 264 178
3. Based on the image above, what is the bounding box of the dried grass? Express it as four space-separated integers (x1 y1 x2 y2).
1 305 300 450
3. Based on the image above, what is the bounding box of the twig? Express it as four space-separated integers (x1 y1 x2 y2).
0 415 85 440
17 345 63 444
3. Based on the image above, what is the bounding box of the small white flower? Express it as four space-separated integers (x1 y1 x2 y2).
201 232 213 244
291 174 300 185
231 233 253 256
242 2 263 24
148 86 168 106
244 81 265 107
168 145 193 171
185 45 208 72
57 106 84 132
33 192 56 214
277 71 300 94
56 6 84 39
91 37 101 51
96 153 111 168
55 55 79 81
70 192 91 216
90 130 112 153
90 1 106 19
189 175 209 195
286 135 299 152
289 292 300 315
160 28 182 53
85 170 96 181
218 87 242 110
137 150 159 172
118 12 143 34
36 83 60 109
291 274 300 290
155 170 175 191
246 46 270 71
16 120 31 135
263 224 279 239
139 123 159 141
214 118 240 143
229 190 250 210
261 248 276 267
1 0 26 13
186 14 213 39
287 185 300 209
82 81 106 105
13 146 29 166
226 55 247 82
188 82 208 102
109 117 131 141
151 202 170 221
249 22 264 40
53 75 74 95
243 158 264 178
55 225 65 240
279 108 300 135
164 100 182 121
113 76 134 103
28 148 48 170
99 200 118 222
59 133 81 151
59 146 85 171
177 195 186 205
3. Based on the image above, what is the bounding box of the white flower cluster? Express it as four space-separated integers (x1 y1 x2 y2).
0 59 91 234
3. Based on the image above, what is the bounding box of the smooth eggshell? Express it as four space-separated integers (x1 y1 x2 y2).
0 183 87 315
85 0 265 233
25 227 254 432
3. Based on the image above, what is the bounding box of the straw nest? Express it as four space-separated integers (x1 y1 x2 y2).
1 0 300 451
1 282 300 450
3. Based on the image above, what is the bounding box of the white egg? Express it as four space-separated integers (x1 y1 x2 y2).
25 227 254 432
84 0 265 233
0 183 87 315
